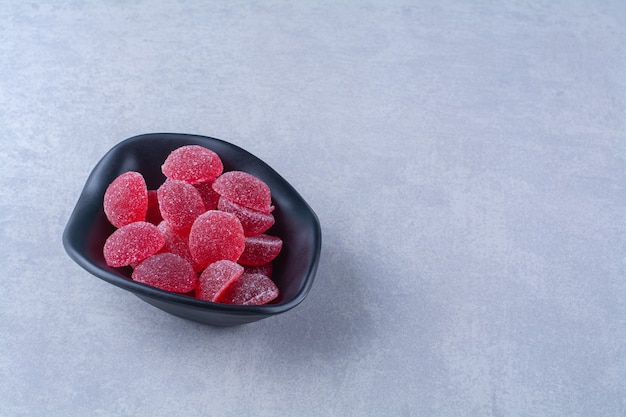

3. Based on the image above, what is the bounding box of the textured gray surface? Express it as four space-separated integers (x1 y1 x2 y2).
1 1 625 416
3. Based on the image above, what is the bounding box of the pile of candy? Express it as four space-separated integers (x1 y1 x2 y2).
102 145 282 305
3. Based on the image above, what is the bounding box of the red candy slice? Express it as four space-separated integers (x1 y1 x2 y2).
212 171 274 214
161 145 223 184
237 234 283 266
157 179 206 234
214 272 279 305
145 190 163 225
132 252 197 293
157 221 203 272
188 210 245 269
103 221 165 267
194 180 220 211
243 263 273 278
217 196 275 236
103 172 148 228
196 260 244 302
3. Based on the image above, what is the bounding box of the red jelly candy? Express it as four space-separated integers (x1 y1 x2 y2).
132 252 197 293
188 210 245 269
103 171 148 228
103 222 165 267
157 179 206 234
214 272 279 305
161 145 223 184
157 221 203 272
145 190 163 225
217 196 275 236
243 263 273 278
212 171 274 214
196 260 244 302
237 234 283 266
194 180 220 211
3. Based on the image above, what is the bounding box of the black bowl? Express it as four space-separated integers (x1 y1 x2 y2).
62 133 322 326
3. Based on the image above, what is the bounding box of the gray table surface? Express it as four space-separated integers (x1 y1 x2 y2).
1 1 624 416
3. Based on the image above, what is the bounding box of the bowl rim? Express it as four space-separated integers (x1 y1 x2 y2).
62 132 322 316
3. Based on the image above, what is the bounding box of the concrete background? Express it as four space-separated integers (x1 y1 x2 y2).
1 1 624 416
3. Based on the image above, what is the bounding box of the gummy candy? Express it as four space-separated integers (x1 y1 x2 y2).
161 145 223 184
196 260 244 302
193 180 220 211
212 171 274 214
103 172 148 228
103 222 165 267
157 221 203 272
102 144 284 305
217 196 275 236
237 234 283 266
243 263 273 278
188 210 245 269
157 179 206 234
214 272 279 305
145 190 163 225
132 252 196 293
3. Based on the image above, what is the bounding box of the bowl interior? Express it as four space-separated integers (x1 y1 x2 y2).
63 133 321 323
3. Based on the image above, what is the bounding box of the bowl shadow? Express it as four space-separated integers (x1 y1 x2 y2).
272 239 374 360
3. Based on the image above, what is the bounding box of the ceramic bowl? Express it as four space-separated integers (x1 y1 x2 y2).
63 133 321 326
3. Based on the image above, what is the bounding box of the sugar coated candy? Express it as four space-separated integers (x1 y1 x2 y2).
237 234 283 266
101 144 284 305
157 179 206 234
103 171 148 228
217 196 275 236
188 210 245 269
212 171 274 214
214 272 279 305
157 221 203 272
243 263 273 278
132 252 196 293
196 260 244 302
103 222 165 267
194 180 220 211
161 145 223 184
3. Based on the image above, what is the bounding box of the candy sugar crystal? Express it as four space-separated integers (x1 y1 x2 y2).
243 263 273 278
217 196 275 236
188 210 245 269
157 179 206 234
214 272 279 305
103 221 165 267
237 234 283 266
161 145 223 184
103 171 148 228
196 260 244 302
132 252 196 293
212 171 274 214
